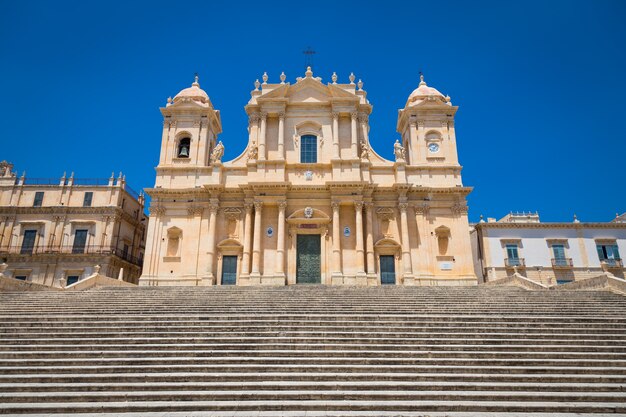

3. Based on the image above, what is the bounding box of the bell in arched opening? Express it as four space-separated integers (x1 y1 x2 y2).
177 138 190 158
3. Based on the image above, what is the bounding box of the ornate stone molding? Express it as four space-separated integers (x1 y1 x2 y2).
398 203 409 212
354 201 364 211
331 112 339 120
451 203 468 214
350 111 358 120
376 207 394 220
222 207 242 219
253 200 263 211
187 205 204 216
358 113 369 123
278 201 288 210
208 202 220 214
413 203 430 215
149 205 166 216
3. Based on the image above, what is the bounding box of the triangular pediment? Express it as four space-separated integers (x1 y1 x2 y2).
258 77 358 104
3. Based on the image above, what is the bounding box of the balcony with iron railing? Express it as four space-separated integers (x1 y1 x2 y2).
601 258 623 269
0 245 143 266
551 258 574 268
504 257 525 268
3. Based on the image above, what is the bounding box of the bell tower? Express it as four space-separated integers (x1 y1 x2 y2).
396 74 460 173
157 76 222 170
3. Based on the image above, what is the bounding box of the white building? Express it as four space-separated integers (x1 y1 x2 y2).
471 212 626 285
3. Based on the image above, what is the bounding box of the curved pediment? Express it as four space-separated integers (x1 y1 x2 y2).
375 237 401 249
217 238 243 251
287 207 330 225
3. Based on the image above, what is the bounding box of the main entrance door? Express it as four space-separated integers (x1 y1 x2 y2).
380 255 396 285
221 256 237 285
296 234 321 284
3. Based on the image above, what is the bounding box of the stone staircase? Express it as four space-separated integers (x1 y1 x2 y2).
0 286 625 416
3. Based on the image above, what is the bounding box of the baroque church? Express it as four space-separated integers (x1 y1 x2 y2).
140 67 476 286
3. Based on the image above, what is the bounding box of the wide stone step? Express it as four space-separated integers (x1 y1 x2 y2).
1 364 624 376
2 342 625 354
2 349 625 360
3 389 626 403
2 371 624 384
1 380 623 393
0 399 624 414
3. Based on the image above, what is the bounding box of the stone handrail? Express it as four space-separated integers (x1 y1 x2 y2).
482 273 549 291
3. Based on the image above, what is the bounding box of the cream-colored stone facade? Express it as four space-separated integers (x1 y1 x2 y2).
0 162 147 286
140 69 476 286
472 212 626 285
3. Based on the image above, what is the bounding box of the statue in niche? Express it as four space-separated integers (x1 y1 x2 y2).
360 140 370 160
210 141 224 164
247 143 258 162
394 139 406 161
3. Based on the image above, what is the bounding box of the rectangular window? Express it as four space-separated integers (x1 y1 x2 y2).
33 192 44 207
300 135 317 163
122 244 129 260
20 230 37 254
552 244 569 266
506 244 519 263
83 192 93 207
72 230 88 254
597 244 621 266
66 276 80 286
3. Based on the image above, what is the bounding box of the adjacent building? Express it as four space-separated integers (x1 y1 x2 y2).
0 161 147 286
471 212 626 285
140 69 477 286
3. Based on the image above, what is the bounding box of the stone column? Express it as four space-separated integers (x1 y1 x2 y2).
331 202 341 276
204 200 219 284
365 203 375 276
398 202 414 280
350 111 358 158
359 113 369 144
276 201 287 279
277 112 285 160
355 201 365 276
332 112 340 159
250 200 263 277
258 112 267 161
241 202 253 276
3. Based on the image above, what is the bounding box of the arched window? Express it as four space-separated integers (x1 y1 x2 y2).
300 135 317 163
177 138 190 158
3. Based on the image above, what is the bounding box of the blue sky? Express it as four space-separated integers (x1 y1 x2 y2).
1 0 624 222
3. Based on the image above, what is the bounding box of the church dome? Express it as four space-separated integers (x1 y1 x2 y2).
406 74 449 107
172 75 210 105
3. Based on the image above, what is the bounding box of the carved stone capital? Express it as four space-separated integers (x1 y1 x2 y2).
149 205 166 216
278 111 285 120
188 205 203 216
253 200 263 211
451 203 468 214
350 111 358 120
331 202 340 211
208 202 220 214
364 202 374 212
278 201 288 210
358 113 369 123
354 201 364 211
332 111 339 120
192 120 201 128
260 111 267 121
248 113 260 124
398 203 409 212
417 120 425 129
413 203 430 215
244 202 254 212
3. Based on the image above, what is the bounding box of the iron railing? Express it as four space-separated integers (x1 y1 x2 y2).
602 258 623 268
551 258 574 268
504 258 525 267
0 245 143 266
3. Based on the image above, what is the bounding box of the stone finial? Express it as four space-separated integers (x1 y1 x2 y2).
93 264 101 275
167 96 172 106
254 79 260 91
262 72 268 84
479 215 485 223
357 79 363 90
573 214 580 223
331 72 337 84
70 172 74 179
193 73 199 87
280 72 286 84
349 72 355 84
305 66 313 78
419 72 426 86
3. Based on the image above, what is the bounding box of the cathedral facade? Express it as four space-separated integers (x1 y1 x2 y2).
140 68 476 286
